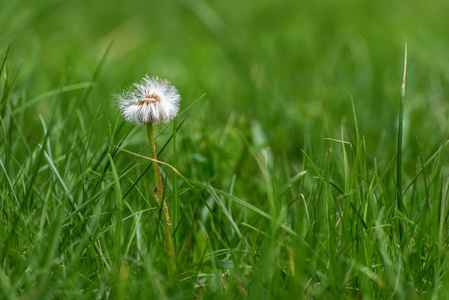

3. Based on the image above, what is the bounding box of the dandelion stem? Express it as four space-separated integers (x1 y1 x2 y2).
146 122 176 269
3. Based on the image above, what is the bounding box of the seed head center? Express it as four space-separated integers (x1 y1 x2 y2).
136 92 160 106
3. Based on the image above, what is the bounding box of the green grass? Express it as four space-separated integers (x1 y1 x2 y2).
2 0 449 298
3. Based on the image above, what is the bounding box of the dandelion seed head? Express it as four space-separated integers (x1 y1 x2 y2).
114 76 180 124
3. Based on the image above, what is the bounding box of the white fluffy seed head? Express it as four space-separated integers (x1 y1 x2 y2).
114 76 180 124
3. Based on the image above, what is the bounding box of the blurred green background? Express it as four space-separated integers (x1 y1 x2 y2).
2 0 449 297
2 0 449 161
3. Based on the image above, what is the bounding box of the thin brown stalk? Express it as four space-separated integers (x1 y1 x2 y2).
146 123 176 269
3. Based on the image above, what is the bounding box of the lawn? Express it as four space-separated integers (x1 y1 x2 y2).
1 0 449 298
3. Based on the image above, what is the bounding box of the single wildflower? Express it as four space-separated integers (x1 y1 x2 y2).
113 74 180 270
115 75 180 124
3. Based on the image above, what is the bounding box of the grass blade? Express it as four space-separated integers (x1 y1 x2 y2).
396 42 407 213
25 69 70 204
108 153 123 267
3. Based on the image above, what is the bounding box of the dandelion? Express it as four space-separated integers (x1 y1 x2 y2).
113 75 180 269
115 75 180 124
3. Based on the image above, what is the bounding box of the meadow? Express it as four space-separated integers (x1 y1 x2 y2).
1 0 449 298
